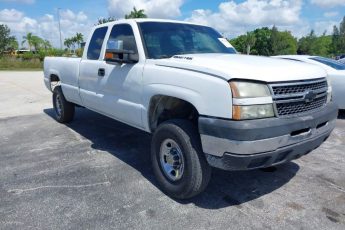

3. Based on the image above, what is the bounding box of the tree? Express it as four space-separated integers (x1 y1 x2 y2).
0 24 17 54
42 40 52 50
331 25 341 55
271 26 297 55
230 35 247 54
96 17 116 25
31 35 44 51
64 38 72 50
75 33 84 48
330 17 345 56
244 32 256 55
7 37 18 51
22 32 34 50
253 27 272 56
125 7 147 19
338 16 345 54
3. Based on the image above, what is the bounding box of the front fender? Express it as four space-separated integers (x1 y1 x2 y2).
142 83 232 132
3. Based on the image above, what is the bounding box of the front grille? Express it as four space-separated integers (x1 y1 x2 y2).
276 95 327 116
272 81 327 95
269 78 328 117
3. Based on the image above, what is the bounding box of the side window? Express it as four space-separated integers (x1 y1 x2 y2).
108 24 138 53
87 27 108 60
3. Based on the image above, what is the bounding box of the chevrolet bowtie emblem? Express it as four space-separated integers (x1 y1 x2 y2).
304 90 317 103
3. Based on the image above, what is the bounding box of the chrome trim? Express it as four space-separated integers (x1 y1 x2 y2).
274 91 327 104
269 77 327 87
232 96 273 105
268 78 328 117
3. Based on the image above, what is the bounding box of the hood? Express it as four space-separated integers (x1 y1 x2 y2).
154 54 327 82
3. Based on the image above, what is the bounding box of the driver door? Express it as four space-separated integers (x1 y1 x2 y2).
97 23 144 128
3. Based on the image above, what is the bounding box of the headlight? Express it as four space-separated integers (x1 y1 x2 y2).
233 104 275 120
229 80 274 120
230 81 271 98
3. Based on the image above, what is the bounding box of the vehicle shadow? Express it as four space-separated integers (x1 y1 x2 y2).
44 108 300 209
338 110 345 120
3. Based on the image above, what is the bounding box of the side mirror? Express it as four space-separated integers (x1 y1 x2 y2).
104 49 139 64
105 39 138 64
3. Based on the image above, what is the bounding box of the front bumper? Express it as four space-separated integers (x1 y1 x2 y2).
199 102 338 170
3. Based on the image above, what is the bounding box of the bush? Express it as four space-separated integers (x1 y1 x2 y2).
0 48 72 70
75 48 84 57
0 56 42 70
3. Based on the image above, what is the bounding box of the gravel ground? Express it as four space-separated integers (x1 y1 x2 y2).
0 71 345 230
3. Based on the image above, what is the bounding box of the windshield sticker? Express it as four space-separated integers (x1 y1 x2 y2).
218 38 233 48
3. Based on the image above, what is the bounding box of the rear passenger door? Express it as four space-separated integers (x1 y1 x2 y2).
79 26 108 110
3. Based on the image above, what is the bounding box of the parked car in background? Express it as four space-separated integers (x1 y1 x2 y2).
338 57 345 64
275 55 345 110
336 54 345 60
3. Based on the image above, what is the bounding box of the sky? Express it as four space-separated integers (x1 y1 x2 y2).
0 0 344 48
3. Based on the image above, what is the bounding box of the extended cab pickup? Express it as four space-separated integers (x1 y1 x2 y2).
44 19 338 199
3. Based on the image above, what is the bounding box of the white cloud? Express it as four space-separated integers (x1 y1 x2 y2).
0 0 35 4
310 0 345 8
0 8 92 48
0 8 24 22
324 11 338 18
186 0 303 37
313 20 339 35
107 0 184 19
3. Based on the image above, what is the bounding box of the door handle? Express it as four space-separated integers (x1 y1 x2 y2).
98 68 105 77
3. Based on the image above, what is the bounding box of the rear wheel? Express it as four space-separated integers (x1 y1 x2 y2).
151 119 211 199
53 86 75 123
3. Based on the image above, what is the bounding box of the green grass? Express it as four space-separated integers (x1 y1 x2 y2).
0 57 43 71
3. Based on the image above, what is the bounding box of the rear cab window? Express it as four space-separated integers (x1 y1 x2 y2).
87 27 108 60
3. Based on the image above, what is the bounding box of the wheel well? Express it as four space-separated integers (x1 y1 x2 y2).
149 95 199 132
50 74 60 90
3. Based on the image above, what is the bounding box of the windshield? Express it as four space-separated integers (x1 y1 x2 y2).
310 57 345 70
138 22 237 59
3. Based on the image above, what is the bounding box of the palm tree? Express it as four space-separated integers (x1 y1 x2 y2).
75 33 84 48
64 38 72 50
22 32 34 50
95 17 116 25
125 7 147 19
43 40 52 50
71 36 78 51
31 35 43 51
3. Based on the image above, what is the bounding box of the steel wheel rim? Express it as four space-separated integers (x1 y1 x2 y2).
159 138 184 181
55 94 62 117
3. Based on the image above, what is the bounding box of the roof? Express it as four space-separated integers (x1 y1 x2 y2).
94 18 205 28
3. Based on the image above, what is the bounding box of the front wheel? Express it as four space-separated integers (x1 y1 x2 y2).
52 86 75 123
151 119 212 199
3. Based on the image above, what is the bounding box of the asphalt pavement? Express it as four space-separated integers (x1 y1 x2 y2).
1 71 345 230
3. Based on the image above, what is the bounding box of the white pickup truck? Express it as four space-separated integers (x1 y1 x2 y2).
44 19 338 199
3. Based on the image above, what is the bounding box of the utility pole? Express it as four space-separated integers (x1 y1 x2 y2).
57 8 63 49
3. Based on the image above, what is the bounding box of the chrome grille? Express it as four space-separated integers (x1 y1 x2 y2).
269 78 328 117
272 81 327 95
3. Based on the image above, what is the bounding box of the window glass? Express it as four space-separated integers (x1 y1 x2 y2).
87 27 108 60
310 57 345 70
109 24 138 53
138 22 237 59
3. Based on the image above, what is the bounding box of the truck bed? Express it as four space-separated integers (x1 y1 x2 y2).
44 57 82 105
